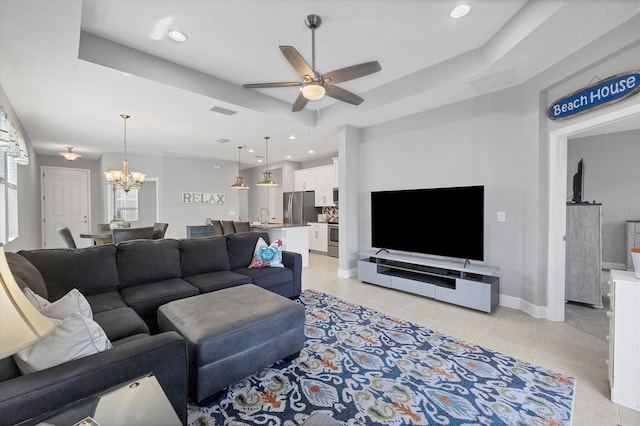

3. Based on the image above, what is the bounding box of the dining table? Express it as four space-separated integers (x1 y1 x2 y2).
79 231 113 245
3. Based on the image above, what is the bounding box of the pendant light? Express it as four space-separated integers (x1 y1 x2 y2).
58 146 81 161
230 146 249 189
256 136 278 186
103 114 146 193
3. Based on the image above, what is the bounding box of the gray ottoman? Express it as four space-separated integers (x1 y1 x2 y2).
157 284 305 403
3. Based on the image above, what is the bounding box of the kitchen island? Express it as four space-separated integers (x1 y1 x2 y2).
250 223 310 267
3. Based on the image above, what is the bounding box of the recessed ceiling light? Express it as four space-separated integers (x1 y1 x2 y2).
308 150 315 154
450 4 471 19
257 159 263 163
288 135 296 140
168 30 187 42
286 155 292 159
248 149 255 153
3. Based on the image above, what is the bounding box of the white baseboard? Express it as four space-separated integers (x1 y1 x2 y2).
337 268 357 279
499 294 546 319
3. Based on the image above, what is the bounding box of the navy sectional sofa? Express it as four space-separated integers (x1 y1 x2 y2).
0 232 302 425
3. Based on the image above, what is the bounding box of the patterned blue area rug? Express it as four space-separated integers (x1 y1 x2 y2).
188 290 576 425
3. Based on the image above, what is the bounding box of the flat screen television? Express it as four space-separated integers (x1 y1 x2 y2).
371 185 484 261
571 159 583 203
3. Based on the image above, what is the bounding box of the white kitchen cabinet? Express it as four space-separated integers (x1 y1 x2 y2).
294 164 336 207
313 165 335 207
607 270 640 411
294 169 316 191
308 222 328 252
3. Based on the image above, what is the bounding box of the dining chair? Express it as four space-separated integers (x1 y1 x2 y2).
208 220 224 236
112 226 154 244
57 227 77 249
233 221 251 233
97 223 111 232
152 222 169 239
220 220 235 235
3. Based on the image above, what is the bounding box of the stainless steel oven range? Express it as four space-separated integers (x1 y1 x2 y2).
328 223 339 257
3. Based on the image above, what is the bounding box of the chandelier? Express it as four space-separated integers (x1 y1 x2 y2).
256 136 278 186
103 114 145 193
230 146 249 189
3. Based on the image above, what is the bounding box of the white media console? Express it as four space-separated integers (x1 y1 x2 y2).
357 250 500 313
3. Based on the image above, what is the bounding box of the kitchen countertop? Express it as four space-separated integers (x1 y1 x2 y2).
249 223 310 229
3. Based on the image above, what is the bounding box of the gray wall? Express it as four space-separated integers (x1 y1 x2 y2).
349 28 640 308
568 130 640 266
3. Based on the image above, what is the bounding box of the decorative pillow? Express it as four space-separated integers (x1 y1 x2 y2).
249 237 284 268
13 313 112 374
24 287 93 320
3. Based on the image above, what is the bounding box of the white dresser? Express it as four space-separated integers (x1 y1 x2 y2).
607 270 640 411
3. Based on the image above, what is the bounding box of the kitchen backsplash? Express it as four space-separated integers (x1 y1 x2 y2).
322 206 339 223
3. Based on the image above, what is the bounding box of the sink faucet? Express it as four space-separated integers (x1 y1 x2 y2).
259 208 270 224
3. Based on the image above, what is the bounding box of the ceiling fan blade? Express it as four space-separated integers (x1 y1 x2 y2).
325 85 364 105
323 61 382 84
279 46 315 78
292 92 309 112
243 82 302 89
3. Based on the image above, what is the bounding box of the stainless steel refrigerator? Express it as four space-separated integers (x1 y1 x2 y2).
283 191 319 225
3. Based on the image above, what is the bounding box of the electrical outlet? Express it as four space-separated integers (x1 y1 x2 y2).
497 211 506 222
228 210 236 216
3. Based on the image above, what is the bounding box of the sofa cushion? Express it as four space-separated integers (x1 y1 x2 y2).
19 245 119 301
119 278 199 320
85 291 128 314
117 239 182 288
179 236 231 277
234 266 293 292
6 252 48 299
184 270 251 293
226 232 269 270
93 307 149 341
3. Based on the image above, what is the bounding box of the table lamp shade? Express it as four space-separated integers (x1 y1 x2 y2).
0 247 54 359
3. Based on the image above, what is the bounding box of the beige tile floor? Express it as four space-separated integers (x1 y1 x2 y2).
303 253 640 426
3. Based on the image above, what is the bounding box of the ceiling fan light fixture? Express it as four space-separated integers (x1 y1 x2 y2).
301 82 325 100
59 146 81 161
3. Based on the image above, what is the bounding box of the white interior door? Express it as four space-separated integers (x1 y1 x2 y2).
42 166 91 248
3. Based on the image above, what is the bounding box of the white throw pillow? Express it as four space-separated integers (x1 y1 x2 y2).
23 287 49 310
23 287 93 320
248 237 284 268
13 313 112 374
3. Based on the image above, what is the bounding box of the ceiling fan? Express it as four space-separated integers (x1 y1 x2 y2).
243 14 382 112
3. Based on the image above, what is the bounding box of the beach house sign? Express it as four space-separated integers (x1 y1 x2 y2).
547 71 640 120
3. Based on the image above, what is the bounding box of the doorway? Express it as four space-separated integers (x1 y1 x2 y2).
41 166 91 248
546 103 640 321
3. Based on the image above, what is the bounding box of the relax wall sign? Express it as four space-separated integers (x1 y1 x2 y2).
182 192 225 204
547 71 640 120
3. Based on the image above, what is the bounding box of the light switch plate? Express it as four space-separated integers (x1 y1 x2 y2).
497 211 506 222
